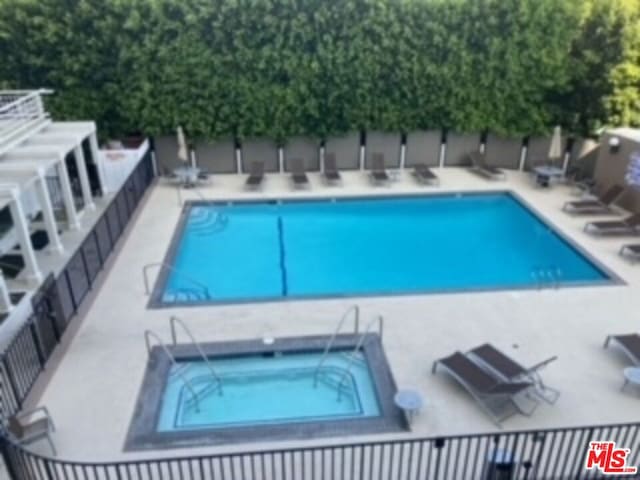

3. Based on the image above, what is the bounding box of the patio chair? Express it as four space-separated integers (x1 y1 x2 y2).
466 151 506 180
322 153 342 185
7 406 56 455
584 212 640 236
432 351 537 426
604 334 640 365
467 343 560 404
619 244 640 263
245 161 265 190
290 158 310 189
562 184 624 215
369 153 390 185
412 163 439 186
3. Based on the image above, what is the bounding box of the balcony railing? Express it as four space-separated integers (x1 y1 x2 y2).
0 89 52 156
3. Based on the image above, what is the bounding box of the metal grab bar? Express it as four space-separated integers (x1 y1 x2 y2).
170 316 223 394
144 330 201 411
142 261 211 298
313 305 360 387
335 315 384 401
176 183 206 207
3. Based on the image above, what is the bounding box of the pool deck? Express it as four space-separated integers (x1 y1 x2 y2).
20 167 640 461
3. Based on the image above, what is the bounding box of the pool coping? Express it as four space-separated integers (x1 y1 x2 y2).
148 190 623 308
124 333 407 452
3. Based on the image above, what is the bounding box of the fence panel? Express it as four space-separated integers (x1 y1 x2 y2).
1 320 42 410
94 214 113 262
81 233 102 286
65 250 90 309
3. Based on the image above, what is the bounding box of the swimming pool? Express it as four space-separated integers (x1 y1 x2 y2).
152 192 612 306
126 335 403 450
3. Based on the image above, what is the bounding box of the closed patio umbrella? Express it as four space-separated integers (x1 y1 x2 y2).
177 126 189 164
548 125 563 168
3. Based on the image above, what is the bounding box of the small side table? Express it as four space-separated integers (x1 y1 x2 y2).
533 165 564 188
621 367 640 393
394 389 424 423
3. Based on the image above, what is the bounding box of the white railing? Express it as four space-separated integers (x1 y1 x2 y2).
0 89 52 154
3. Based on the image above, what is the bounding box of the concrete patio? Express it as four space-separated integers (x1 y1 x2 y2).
20 167 640 462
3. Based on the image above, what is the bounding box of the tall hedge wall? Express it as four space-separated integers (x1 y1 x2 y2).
0 0 638 141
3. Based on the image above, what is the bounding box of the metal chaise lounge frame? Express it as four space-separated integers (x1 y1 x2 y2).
619 244 640 263
432 351 537 426
369 153 391 185
322 152 342 185
245 161 265 190
584 212 640 236
604 334 640 365
562 184 624 215
412 163 439 186
466 151 506 180
289 157 310 189
467 343 560 404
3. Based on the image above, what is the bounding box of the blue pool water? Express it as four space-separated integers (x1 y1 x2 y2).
159 193 609 304
157 351 380 431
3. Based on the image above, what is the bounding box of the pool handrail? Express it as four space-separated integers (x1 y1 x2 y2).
143 329 202 412
336 314 384 401
142 261 211 299
313 305 360 387
169 316 223 395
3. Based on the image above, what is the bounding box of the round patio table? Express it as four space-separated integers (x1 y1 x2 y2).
173 166 200 187
622 367 640 393
394 389 424 422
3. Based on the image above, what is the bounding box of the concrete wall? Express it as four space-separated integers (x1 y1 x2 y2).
324 133 360 170
240 139 279 173
444 133 481 166
283 137 320 172
194 139 237 173
405 131 442 167
484 134 523 169
595 132 640 212
364 132 401 169
524 137 552 171
153 136 181 173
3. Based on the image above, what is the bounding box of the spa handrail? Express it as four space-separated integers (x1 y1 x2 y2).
169 316 223 394
142 261 211 298
335 315 384 401
313 305 360 387
143 329 201 411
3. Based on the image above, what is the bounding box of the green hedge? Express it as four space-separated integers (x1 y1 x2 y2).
0 0 638 141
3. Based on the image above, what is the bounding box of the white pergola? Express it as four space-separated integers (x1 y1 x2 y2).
0 90 104 308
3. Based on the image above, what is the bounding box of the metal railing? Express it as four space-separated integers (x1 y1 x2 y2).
142 262 211 299
144 330 201 411
0 150 155 420
169 316 223 394
335 315 383 401
0 89 52 155
313 305 360 387
1 421 639 479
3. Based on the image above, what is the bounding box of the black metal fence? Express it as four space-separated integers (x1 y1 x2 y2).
0 151 155 420
1 421 639 479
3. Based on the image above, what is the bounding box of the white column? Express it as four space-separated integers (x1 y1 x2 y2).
0 271 12 313
9 196 43 284
89 132 108 194
73 144 95 211
56 160 81 231
35 173 64 254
